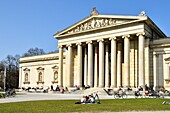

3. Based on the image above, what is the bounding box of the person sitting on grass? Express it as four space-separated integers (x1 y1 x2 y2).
162 101 170 104
81 96 87 103
88 95 95 103
75 95 87 104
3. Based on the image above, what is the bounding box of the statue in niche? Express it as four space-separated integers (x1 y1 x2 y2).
91 19 96 28
109 19 113 25
105 19 109 26
101 19 105 27
25 73 28 82
84 23 88 30
80 24 84 31
39 72 42 82
75 26 80 32
54 71 58 81
95 20 101 28
87 22 91 30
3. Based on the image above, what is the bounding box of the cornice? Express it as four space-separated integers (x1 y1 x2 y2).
19 56 65 64
150 43 170 48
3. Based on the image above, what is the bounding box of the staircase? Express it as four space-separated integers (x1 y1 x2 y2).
71 88 108 95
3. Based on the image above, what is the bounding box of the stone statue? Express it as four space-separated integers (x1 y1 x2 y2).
90 7 99 16
139 10 146 16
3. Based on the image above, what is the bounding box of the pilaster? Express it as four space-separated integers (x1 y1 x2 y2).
58 45 63 87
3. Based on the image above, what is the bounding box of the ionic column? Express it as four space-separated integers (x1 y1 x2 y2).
109 37 117 88
67 44 72 87
86 41 93 87
123 35 130 87
105 41 110 88
153 53 158 90
58 45 63 87
137 33 145 88
117 43 122 87
97 39 104 88
84 47 88 86
94 44 98 88
76 42 82 87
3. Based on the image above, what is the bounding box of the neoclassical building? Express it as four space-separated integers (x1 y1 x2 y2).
19 8 170 90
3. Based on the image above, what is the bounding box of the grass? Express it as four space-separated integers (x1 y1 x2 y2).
0 98 170 113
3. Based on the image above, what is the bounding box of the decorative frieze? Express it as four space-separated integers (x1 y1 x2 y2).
67 17 117 34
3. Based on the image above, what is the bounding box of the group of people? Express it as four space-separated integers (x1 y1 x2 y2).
50 85 69 94
80 94 95 104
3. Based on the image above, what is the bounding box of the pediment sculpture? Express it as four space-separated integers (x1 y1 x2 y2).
66 17 117 34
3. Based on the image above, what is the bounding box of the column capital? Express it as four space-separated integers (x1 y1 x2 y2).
136 32 145 36
122 35 130 39
105 40 110 45
153 52 159 57
66 43 72 47
93 42 98 46
86 40 93 44
109 36 116 40
97 39 104 42
58 45 63 48
76 42 82 46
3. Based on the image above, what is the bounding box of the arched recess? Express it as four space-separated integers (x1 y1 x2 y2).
23 68 30 84
37 67 44 84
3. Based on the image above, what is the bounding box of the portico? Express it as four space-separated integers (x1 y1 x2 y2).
54 8 161 89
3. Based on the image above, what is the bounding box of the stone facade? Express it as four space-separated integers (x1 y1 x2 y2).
19 53 66 89
19 9 170 90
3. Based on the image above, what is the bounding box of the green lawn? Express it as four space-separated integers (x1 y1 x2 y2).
0 99 170 113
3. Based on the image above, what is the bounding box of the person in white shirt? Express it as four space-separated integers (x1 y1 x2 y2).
80 96 86 103
88 95 95 103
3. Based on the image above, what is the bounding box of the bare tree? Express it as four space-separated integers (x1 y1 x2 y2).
0 54 20 89
23 47 46 57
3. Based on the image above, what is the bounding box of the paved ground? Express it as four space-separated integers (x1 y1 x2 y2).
0 92 113 103
0 92 170 113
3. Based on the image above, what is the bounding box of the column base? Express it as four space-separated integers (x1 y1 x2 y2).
105 86 110 89
98 85 104 88
110 85 116 89
153 86 159 91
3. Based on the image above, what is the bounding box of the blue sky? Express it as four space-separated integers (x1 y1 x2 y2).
0 0 170 60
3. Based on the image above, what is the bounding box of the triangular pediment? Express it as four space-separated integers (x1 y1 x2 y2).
54 14 146 37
